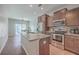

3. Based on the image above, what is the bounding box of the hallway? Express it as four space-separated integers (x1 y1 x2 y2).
0 34 26 55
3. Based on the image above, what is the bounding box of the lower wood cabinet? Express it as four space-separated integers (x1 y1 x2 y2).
39 37 50 55
64 35 79 54
74 39 79 53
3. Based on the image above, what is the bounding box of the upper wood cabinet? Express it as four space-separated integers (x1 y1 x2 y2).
53 8 67 20
47 16 53 27
38 14 49 33
66 7 79 26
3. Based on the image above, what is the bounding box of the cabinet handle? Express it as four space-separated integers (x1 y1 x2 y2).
43 40 46 44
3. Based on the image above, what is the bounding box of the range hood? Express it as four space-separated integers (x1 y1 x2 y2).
52 19 65 26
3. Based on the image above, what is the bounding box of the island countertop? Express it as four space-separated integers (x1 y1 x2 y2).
21 32 50 41
21 32 50 55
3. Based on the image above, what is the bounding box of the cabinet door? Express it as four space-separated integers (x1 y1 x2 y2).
65 35 79 54
76 39 79 53
66 7 79 26
53 8 67 20
47 16 53 27
74 39 79 54
39 37 50 55
38 14 49 33
64 36 74 51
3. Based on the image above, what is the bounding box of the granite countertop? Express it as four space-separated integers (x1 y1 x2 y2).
21 32 50 41
65 33 79 37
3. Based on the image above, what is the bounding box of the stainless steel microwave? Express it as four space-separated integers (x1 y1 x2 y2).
52 19 65 26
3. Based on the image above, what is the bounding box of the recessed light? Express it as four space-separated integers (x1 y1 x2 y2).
41 7 43 10
29 5 33 7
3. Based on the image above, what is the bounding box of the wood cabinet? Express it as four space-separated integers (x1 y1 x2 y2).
38 14 49 33
53 8 67 20
39 37 50 55
64 35 79 54
64 35 74 52
66 7 79 26
47 16 53 27
75 39 79 53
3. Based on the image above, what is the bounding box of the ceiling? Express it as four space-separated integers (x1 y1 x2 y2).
0 4 66 20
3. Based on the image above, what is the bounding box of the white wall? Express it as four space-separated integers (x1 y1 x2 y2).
0 16 8 53
8 19 16 36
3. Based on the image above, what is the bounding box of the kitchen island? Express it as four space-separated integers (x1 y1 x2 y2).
21 32 50 55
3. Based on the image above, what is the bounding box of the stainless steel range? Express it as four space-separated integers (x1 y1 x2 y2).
51 32 65 49
53 31 66 42
51 19 66 49
52 33 64 45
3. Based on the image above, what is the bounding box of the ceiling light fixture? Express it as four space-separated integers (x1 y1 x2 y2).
41 7 43 10
29 5 33 7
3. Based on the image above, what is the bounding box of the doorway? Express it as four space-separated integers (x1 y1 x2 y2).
15 24 21 35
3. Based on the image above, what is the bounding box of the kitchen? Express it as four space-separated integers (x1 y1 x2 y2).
0 4 79 55
22 5 79 55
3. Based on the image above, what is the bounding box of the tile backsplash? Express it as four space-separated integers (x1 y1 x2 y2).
67 26 79 34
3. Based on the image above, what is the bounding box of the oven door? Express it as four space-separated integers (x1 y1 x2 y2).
53 34 63 42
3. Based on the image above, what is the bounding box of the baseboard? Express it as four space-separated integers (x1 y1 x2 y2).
0 38 8 54
21 44 29 55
